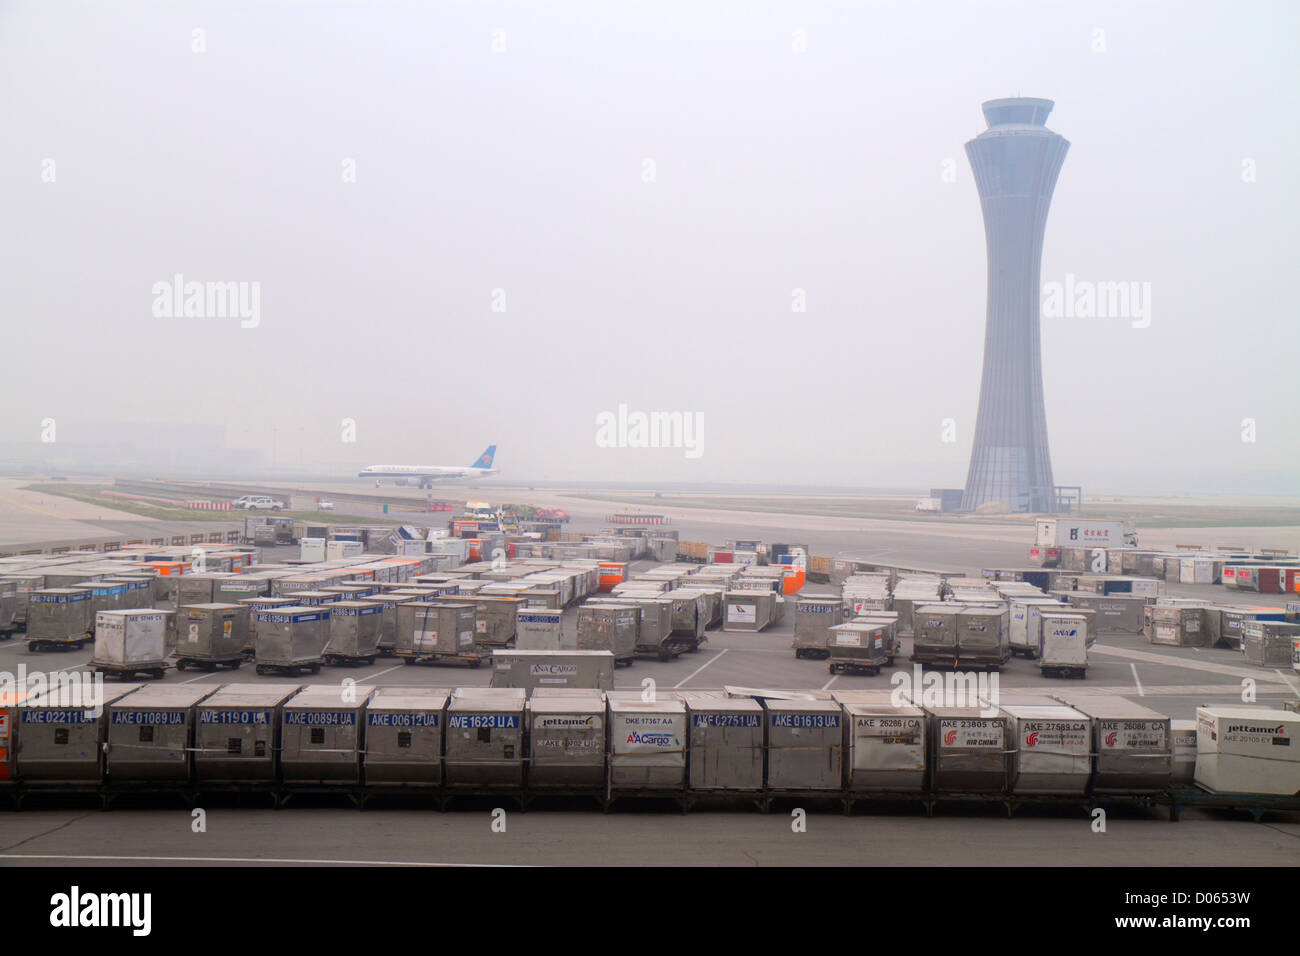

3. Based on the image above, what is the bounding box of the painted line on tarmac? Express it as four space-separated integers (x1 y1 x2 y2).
0 853 526 867
821 673 838 691
1273 669 1300 698
366 663 407 681
674 649 728 688
1130 664 1144 697
1094 644 1266 682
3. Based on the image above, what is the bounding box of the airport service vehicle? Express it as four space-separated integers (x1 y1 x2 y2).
1035 518 1136 549
233 495 284 511
358 445 499 488
316 500 335 512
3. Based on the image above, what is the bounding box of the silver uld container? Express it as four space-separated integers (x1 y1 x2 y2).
956 606 1009 666
1008 598 1066 656
911 604 960 663
683 693 764 792
280 684 374 783
794 597 841 655
515 608 564 650
926 706 1010 793
213 575 274 603
1001 704 1091 794
1065 593 1148 634
254 606 331 668
1 573 44 625
445 688 526 788
607 695 687 790
363 688 448 785
457 595 521 646
688 586 724 627
853 611 901 660
575 604 637 662
490 649 615 692
764 699 843 791
355 595 410 652
1056 695 1171 791
1171 719 1197 786
194 684 299 782
588 597 672 655
395 601 479 659
839 700 927 792
664 588 709 641
18 684 143 783
325 600 383 660
106 685 217 781
290 590 343 607
827 622 888 671
1148 605 1208 647
237 597 296 652
92 609 170 668
178 604 248 661
528 693 606 789
1241 620 1300 667
27 588 93 643
722 590 774 632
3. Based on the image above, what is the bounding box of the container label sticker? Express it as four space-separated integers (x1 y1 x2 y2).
771 713 840 729
691 713 761 728
449 714 519 729
201 710 271 725
459 631 473 646
623 731 680 749
530 664 578 676
535 715 601 730
1021 721 1088 749
285 711 356 726
368 712 440 727
23 709 100 724
112 711 187 725
940 719 1001 748
835 633 862 646
726 604 757 624
1100 720 1167 749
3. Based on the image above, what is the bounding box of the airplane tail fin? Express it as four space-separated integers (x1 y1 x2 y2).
471 445 497 469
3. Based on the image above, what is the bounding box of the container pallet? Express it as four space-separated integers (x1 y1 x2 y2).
27 635 91 653
323 653 379 666
398 654 483 668
175 656 243 672
88 661 167 680
254 660 323 676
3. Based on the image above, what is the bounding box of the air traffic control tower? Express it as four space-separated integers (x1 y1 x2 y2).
961 97 1069 514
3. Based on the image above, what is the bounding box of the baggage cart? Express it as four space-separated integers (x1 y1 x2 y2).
826 621 889 675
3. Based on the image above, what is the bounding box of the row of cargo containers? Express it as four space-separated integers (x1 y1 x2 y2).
6 685 1294 797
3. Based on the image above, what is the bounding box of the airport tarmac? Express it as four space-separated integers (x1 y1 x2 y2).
1 482 1298 866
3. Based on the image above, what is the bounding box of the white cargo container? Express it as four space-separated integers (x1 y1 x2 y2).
515 608 564 650
1038 612 1089 679
490 649 615 692
528 692 606 790
1195 706 1300 795
607 695 687 791
299 538 327 562
90 610 170 679
1008 598 1066 658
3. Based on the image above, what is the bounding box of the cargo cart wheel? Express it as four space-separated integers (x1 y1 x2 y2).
309 662 321 674
256 665 269 675
176 659 187 671
150 669 164 680
402 658 414 665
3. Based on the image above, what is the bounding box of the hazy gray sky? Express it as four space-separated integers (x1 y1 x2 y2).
2 0 1296 493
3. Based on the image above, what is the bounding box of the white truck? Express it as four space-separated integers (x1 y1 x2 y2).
233 495 285 511
1035 518 1136 549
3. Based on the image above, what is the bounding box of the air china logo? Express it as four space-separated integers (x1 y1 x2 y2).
1025 731 1040 747
1105 731 1118 747
943 729 958 746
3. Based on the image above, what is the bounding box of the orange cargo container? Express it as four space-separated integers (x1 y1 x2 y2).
781 565 806 594
598 562 628 592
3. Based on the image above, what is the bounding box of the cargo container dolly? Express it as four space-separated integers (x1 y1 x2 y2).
86 659 167 681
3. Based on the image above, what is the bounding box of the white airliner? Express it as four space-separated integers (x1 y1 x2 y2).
358 445 499 488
